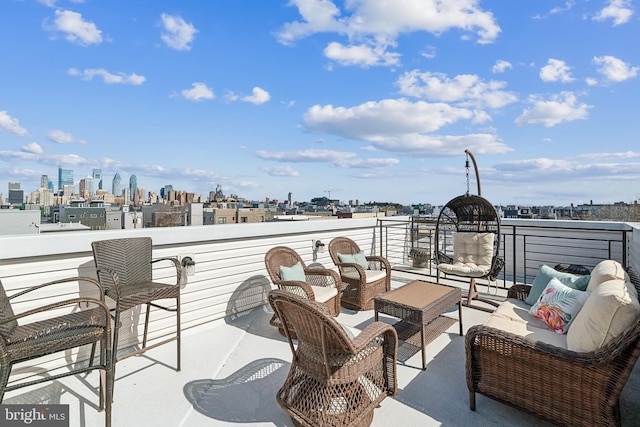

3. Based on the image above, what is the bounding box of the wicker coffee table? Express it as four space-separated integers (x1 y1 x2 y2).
374 280 462 370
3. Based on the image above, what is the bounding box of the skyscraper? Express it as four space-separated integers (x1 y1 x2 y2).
40 174 49 189
58 167 73 194
112 172 122 196
8 182 23 205
92 168 102 192
129 175 137 202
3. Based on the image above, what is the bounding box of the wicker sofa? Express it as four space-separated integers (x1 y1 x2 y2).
466 260 640 427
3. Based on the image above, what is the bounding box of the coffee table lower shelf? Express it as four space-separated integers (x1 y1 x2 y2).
392 316 458 366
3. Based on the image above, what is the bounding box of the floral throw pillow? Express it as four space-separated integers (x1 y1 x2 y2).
529 277 591 334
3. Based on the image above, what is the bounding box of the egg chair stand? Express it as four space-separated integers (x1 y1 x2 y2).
434 150 504 313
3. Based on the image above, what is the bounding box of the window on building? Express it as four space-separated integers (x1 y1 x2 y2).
240 217 248 223
90 214 97 218
69 214 76 219
218 217 227 224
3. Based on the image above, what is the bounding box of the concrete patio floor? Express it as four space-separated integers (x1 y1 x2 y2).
4 271 640 426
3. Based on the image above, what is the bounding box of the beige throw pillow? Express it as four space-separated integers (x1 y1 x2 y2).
567 279 640 352
587 260 629 292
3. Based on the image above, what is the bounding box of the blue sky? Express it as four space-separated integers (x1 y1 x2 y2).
1 0 638 206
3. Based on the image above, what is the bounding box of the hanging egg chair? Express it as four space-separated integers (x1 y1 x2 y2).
434 150 504 312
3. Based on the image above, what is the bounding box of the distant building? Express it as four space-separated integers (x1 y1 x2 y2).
92 168 102 191
112 172 122 196
59 200 107 230
7 182 23 205
129 175 137 202
58 167 73 194
161 185 173 200
40 175 49 189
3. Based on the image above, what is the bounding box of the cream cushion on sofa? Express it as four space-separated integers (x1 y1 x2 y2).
567 279 640 352
587 259 629 292
437 232 494 278
484 298 568 349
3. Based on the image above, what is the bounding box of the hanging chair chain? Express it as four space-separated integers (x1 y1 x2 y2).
465 152 470 196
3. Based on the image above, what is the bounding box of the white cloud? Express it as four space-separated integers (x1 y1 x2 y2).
49 10 103 46
275 0 501 68
257 149 355 163
38 0 58 7
323 41 400 67
396 71 517 109
160 13 197 51
550 1 576 15
224 91 240 102
585 77 598 86
179 82 215 101
302 98 511 156
241 87 271 105
304 98 474 138
68 68 146 85
593 55 639 82
515 92 590 127
0 111 28 136
47 129 86 144
492 60 512 73
593 0 634 26
578 150 640 159
492 156 640 184
540 58 574 83
261 165 300 177
256 149 399 168
22 142 43 154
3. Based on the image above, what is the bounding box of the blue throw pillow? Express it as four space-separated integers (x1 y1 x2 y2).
524 264 591 306
337 251 369 270
279 261 306 282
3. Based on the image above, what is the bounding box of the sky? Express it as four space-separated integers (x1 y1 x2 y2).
1 0 639 207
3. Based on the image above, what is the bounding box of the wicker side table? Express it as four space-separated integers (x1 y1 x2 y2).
374 280 462 370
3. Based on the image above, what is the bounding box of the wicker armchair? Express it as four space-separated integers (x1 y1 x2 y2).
264 246 341 335
465 276 640 427
91 237 181 378
268 290 398 427
0 277 112 427
328 237 391 310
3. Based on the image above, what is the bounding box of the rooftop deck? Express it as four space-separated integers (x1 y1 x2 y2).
3 270 640 426
1 216 640 426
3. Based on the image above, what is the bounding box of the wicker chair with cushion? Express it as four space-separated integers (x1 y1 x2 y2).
91 237 181 378
265 246 342 334
328 237 391 311
268 290 398 427
0 277 112 427
466 261 640 427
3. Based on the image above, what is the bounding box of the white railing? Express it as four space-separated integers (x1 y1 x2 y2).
2 215 640 384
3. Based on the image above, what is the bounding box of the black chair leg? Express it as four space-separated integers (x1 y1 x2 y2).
142 303 151 349
176 296 181 371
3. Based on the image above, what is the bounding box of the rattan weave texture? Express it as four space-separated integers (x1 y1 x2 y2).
328 237 391 311
91 237 181 390
0 277 113 427
265 246 342 336
268 290 397 427
465 270 640 426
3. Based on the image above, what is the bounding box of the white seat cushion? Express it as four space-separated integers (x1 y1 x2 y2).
311 285 338 303
438 263 490 278
484 310 567 349
342 270 387 283
438 232 494 278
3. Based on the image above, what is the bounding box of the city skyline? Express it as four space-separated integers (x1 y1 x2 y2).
1 1 639 206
